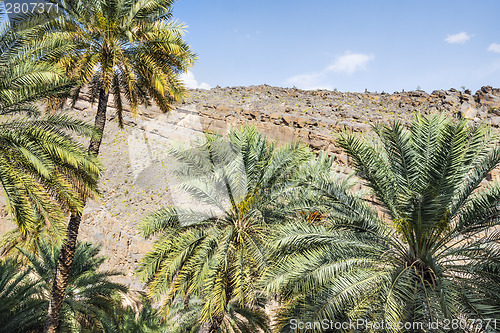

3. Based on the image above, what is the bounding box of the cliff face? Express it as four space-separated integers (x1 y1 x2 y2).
175 85 500 165
182 84 500 140
1 85 499 288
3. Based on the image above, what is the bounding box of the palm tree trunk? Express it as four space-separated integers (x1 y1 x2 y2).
183 293 190 310
88 88 108 155
207 316 223 333
43 88 109 333
199 317 223 333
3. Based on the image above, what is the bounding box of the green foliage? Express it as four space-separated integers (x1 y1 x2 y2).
0 22 101 254
0 16 73 116
1 238 178 333
138 126 313 331
18 0 197 122
113 301 167 333
0 258 43 333
2 239 128 332
265 114 500 332
0 114 102 253
164 296 270 333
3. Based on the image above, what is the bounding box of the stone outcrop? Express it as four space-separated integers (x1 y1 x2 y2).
475 86 500 113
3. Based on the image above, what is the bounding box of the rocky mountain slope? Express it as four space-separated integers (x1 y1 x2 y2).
181 85 500 155
1 85 499 289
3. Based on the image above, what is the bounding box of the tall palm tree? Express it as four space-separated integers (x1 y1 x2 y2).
18 239 128 333
139 127 313 332
265 114 500 332
0 16 101 255
20 0 196 330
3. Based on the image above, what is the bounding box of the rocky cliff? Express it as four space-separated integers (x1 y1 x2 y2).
180 85 500 155
1 85 499 289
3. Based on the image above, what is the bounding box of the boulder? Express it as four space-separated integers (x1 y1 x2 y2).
269 113 283 124
296 116 308 128
475 86 500 109
443 93 460 106
490 116 500 128
477 105 489 119
460 103 478 119
216 104 232 113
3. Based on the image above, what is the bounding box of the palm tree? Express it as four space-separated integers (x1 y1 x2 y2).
114 300 168 333
138 127 312 332
0 115 102 254
20 0 196 330
18 239 128 332
164 296 270 333
0 258 44 333
265 114 500 332
0 11 73 116
0 18 101 255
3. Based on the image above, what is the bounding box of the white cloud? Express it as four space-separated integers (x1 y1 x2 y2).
180 71 211 90
285 51 374 90
488 43 500 53
327 52 375 74
445 32 472 44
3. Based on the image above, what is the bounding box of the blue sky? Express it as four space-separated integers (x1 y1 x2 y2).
174 0 500 93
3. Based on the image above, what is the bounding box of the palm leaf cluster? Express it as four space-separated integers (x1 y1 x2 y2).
0 258 41 332
20 0 196 122
0 115 101 252
138 127 315 332
162 296 270 333
139 117 500 333
0 240 130 333
264 115 500 332
113 302 168 333
0 239 173 332
0 13 72 116
0 18 102 254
